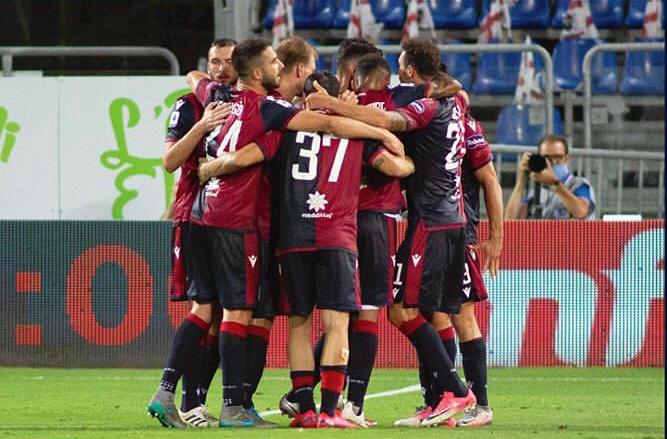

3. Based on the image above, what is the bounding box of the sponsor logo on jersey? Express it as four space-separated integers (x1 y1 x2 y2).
248 255 257 268
411 253 422 266
466 134 486 149
409 100 425 114
302 191 333 218
366 101 385 110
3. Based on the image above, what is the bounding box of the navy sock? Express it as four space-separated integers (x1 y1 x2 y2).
220 322 247 407
418 352 438 407
243 325 270 409
198 333 219 405
346 320 378 412
460 338 488 406
291 370 316 413
439 327 458 363
181 334 207 411
399 315 467 397
160 313 208 394
320 365 347 416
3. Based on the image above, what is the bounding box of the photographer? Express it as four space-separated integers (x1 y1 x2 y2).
506 135 596 220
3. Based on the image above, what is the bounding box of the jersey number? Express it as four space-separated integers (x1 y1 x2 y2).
205 119 242 159
291 132 348 182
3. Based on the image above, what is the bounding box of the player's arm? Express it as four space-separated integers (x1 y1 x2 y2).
428 72 463 99
474 162 504 277
186 70 208 95
163 102 231 173
371 151 415 178
286 110 405 157
198 144 265 182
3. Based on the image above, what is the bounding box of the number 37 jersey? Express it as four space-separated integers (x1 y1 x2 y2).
266 130 386 254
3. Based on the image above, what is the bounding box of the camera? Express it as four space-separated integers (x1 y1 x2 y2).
527 154 547 173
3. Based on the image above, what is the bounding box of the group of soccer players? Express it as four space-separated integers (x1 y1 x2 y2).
147 34 503 429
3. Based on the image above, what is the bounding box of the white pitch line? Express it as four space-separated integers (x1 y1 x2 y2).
259 384 421 417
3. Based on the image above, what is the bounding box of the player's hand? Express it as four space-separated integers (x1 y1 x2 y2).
198 101 231 132
305 80 335 110
475 238 502 278
339 89 358 105
531 160 559 186
380 130 405 158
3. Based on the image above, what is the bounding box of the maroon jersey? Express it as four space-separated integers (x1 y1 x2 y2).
165 93 204 222
356 85 426 214
398 97 467 228
194 77 235 106
191 89 300 230
462 115 493 245
267 129 385 253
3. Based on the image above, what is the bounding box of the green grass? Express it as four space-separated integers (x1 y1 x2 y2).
0 367 662 438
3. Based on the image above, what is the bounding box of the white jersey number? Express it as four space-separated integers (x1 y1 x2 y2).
291 132 348 182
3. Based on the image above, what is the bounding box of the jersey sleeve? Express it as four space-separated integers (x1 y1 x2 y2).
260 96 301 131
463 119 492 171
165 97 196 141
194 77 231 106
255 131 284 162
396 98 438 131
389 83 428 108
362 140 386 166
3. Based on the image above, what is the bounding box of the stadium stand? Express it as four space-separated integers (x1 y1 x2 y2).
552 38 618 93
472 39 523 95
481 0 551 29
294 0 336 28
495 104 564 146
427 0 478 29
440 40 472 91
552 0 624 29
379 38 400 73
334 0 405 29
620 37 665 95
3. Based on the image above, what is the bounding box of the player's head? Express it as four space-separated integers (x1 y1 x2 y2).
353 53 391 92
398 38 440 83
537 134 570 164
232 38 284 91
276 36 318 93
208 38 237 85
304 71 340 98
335 38 382 92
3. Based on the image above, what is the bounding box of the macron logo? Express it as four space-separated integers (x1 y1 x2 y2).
392 287 400 298
411 254 422 267
175 99 185 110
174 247 180 259
463 287 471 298
248 255 257 268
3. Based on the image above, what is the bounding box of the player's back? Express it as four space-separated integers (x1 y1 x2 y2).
276 129 382 253
399 97 467 228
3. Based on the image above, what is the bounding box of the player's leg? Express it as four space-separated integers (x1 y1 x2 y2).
212 228 259 427
282 251 319 428
451 247 492 427
198 305 221 407
315 249 360 429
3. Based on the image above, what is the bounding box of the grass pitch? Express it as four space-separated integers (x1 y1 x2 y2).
0 367 662 439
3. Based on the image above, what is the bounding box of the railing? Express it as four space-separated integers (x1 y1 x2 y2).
492 144 665 218
0 46 181 76
316 43 555 134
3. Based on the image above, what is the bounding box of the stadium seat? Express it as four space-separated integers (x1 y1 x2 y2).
306 39 331 71
427 0 478 29
495 105 564 147
620 38 665 95
440 40 472 91
379 39 399 73
293 0 336 28
481 0 550 29
334 0 405 29
472 40 522 95
552 0 624 29
553 38 618 93
625 0 666 28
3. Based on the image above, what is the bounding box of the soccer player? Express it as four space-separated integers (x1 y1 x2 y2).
188 38 403 428
307 38 476 427
200 71 414 428
148 38 237 429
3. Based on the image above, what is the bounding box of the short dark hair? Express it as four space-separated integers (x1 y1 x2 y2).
232 38 270 79
304 71 340 97
538 134 569 154
277 36 318 73
211 38 237 48
401 38 440 78
336 38 382 73
354 53 390 82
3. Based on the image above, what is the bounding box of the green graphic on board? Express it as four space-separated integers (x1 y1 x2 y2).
0 106 20 164
100 88 189 219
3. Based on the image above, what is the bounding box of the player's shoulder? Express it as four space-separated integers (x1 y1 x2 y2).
262 94 296 109
174 93 199 110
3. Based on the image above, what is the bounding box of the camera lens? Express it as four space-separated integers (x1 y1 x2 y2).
528 154 547 173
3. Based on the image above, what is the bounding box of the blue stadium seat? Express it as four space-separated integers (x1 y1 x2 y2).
495 105 564 147
472 40 522 95
552 0 624 29
379 39 399 73
620 38 665 95
481 0 550 29
334 0 405 29
264 0 336 29
440 40 472 91
306 39 331 71
625 0 666 28
427 0 478 29
553 38 618 93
